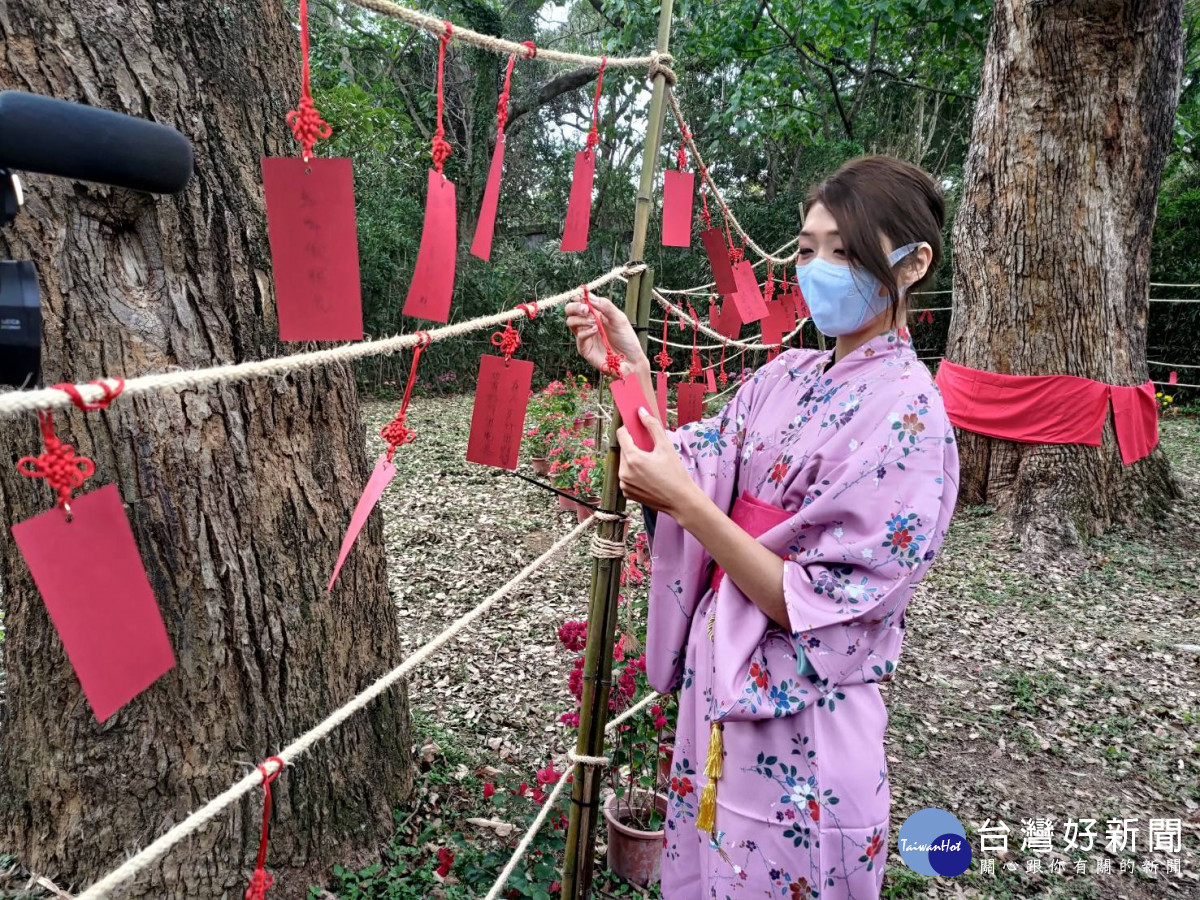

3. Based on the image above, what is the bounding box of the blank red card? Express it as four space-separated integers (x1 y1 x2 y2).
261 157 364 342
763 300 790 346
404 169 457 323
561 150 596 252
328 453 398 592
661 170 694 248
470 138 506 262
714 294 742 341
677 381 706 426
655 370 669 423
609 374 654 452
705 365 717 392
700 228 737 294
12 485 174 723
731 261 769 323
467 354 534 469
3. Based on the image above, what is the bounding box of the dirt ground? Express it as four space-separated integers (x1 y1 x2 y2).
360 395 1200 900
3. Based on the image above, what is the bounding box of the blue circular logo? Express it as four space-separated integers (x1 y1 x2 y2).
897 808 971 876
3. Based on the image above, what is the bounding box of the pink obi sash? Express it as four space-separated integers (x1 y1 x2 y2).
935 359 1159 466
710 491 793 592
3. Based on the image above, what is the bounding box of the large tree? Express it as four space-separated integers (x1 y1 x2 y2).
0 1 412 896
946 0 1184 552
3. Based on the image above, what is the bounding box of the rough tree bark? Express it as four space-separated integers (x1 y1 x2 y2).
946 0 1184 553
0 1 412 896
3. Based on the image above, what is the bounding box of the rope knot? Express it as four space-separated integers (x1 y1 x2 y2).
244 869 273 900
431 132 453 172
521 40 537 59
55 377 125 411
17 411 96 510
647 51 678 86
654 347 672 371
491 323 522 362
516 302 539 320
286 95 332 162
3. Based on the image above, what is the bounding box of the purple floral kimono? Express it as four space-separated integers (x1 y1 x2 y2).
648 329 959 899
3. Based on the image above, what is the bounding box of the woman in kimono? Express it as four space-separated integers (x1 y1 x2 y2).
565 155 960 899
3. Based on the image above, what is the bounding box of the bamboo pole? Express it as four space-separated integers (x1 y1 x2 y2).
560 2 675 896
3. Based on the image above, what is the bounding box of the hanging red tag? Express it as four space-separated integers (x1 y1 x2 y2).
11 485 175 723
470 138 506 262
789 286 811 325
560 150 596 252
655 370 669 424
661 170 695 248
261 158 363 342
677 381 706 426
705 365 717 393
730 261 769 323
700 228 737 294
609 374 654 452
328 453 398 592
715 294 742 341
467 354 534 470
404 170 458 323
763 299 790 347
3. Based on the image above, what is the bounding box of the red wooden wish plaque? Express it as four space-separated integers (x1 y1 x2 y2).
328 453 398 592
11 485 175 723
655 370 669 424
467 354 534 470
677 381 707 426
403 169 458 323
730 260 769 324
262 157 363 342
700 227 737 294
661 169 695 248
714 294 742 341
560 150 596 252
705 364 717 393
470 137 506 262
609 373 655 452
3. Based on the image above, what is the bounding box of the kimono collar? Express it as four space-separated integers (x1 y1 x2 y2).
823 327 916 374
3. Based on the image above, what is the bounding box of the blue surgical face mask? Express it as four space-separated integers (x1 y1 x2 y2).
795 242 925 337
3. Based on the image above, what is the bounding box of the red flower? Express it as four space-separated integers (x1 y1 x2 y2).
550 882 561 892
531 787 546 805
654 715 668 729
536 763 561 786
889 528 913 550
651 704 663 717
517 782 529 797
749 661 769 690
435 847 454 878
671 776 694 797
483 782 495 801
865 832 884 859
807 798 820 822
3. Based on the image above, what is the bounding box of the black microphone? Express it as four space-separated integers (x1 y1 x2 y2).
0 91 194 195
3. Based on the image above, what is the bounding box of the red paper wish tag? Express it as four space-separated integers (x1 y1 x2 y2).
467 354 534 469
677 381 706 426
470 138 506 262
261 157 364 342
561 150 596 252
763 300 789 346
661 170 695 248
715 294 742 341
404 169 457 323
655 371 669 423
730 261 769 323
705 366 717 393
609 374 654 452
11 485 175 723
700 228 738 294
328 453 398 592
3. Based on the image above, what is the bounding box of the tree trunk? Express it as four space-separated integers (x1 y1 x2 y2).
0 1 413 897
946 0 1184 553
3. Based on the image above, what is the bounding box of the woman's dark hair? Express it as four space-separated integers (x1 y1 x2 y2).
803 156 946 326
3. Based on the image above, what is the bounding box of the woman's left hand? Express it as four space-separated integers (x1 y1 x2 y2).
615 407 700 518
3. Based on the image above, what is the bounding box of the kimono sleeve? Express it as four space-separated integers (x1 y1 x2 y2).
644 363 779 695
782 407 959 696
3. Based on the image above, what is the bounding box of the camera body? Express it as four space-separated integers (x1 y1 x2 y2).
0 170 41 388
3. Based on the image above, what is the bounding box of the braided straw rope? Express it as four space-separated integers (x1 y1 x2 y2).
665 87 799 267
650 288 804 350
346 0 667 69
655 237 801 295
0 264 644 420
73 517 597 900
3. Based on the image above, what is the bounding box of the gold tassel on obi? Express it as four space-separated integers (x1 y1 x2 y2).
696 720 724 833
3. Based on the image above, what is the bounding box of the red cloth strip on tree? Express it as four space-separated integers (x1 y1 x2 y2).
934 359 1158 466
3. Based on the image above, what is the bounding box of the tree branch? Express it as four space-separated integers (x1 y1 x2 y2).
505 66 600 138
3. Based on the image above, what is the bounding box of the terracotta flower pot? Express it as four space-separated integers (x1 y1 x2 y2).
603 790 668 887
581 411 598 428
557 492 575 511
531 457 549 476
575 497 598 522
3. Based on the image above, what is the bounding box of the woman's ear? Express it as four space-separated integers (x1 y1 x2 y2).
903 243 934 288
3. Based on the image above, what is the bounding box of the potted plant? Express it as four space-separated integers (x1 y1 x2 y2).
602 667 671 886
548 436 580 510
572 451 603 522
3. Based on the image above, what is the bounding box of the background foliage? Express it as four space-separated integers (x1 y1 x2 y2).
304 0 1199 398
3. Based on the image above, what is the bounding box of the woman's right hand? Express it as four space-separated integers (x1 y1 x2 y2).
564 294 648 376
